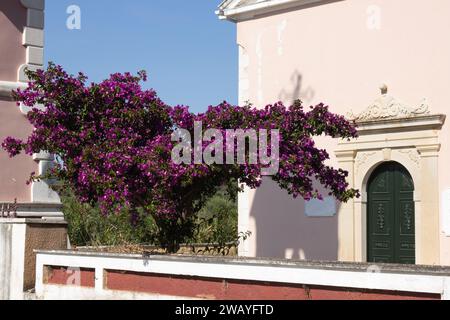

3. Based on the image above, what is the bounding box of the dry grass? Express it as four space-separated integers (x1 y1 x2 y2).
73 243 238 256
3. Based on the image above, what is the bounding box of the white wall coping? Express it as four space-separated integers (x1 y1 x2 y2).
0 218 67 225
35 250 450 299
0 202 64 219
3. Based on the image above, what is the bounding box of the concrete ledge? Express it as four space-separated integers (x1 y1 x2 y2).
0 202 64 219
33 249 450 276
0 218 67 225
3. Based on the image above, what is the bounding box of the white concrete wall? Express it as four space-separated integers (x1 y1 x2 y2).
0 220 26 300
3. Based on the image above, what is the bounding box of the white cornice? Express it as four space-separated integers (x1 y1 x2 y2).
216 0 325 22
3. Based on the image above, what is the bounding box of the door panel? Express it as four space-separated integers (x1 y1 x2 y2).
367 162 415 264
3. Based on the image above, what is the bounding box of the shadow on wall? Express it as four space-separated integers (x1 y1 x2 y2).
278 70 315 105
249 177 340 261
0 1 27 32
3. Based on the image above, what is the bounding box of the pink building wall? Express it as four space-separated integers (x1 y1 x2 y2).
0 1 36 202
0 101 37 202
235 0 450 264
0 1 26 81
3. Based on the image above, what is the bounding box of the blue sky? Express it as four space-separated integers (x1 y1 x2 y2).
45 1 237 113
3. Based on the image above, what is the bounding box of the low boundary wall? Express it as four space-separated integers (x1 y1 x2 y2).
35 250 450 300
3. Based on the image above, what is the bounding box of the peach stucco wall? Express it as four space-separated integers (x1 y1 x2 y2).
236 0 450 264
0 0 35 202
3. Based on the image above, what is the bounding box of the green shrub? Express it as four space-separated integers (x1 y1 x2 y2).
61 187 238 247
61 189 157 247
194 190 238 245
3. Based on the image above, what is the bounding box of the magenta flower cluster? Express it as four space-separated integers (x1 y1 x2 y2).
2 63 359 226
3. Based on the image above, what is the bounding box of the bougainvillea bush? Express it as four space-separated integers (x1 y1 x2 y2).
2 63 359 251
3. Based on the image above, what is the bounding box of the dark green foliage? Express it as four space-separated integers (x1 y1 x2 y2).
195 190 238 246
61 187 238 247
61 188 158 247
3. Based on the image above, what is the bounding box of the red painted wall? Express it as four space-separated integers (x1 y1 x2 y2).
104 270 440 300
45 266 95 288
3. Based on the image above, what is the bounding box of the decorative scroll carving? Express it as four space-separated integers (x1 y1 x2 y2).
355 151 377 173
347 85 430 121
398 149 420 167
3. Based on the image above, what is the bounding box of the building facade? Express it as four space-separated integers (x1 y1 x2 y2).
1 0 67 300
218 0 450 266
0 0 62 217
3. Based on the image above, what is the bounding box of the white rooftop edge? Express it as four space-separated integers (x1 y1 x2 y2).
216 0 326 22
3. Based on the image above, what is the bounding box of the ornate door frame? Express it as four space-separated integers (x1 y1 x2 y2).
335 90 445 265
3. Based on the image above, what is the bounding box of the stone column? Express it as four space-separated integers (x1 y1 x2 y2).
335 150 356 262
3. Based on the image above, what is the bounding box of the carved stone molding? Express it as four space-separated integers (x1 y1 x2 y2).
355 151 376 173
335 150 356 162
398 149 420 167
347 85 431 121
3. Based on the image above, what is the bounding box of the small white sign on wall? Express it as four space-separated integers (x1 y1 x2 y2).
305 196 337 217
442 189 450 236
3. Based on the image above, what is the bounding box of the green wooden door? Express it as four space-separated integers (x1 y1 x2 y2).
367 162 415 264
